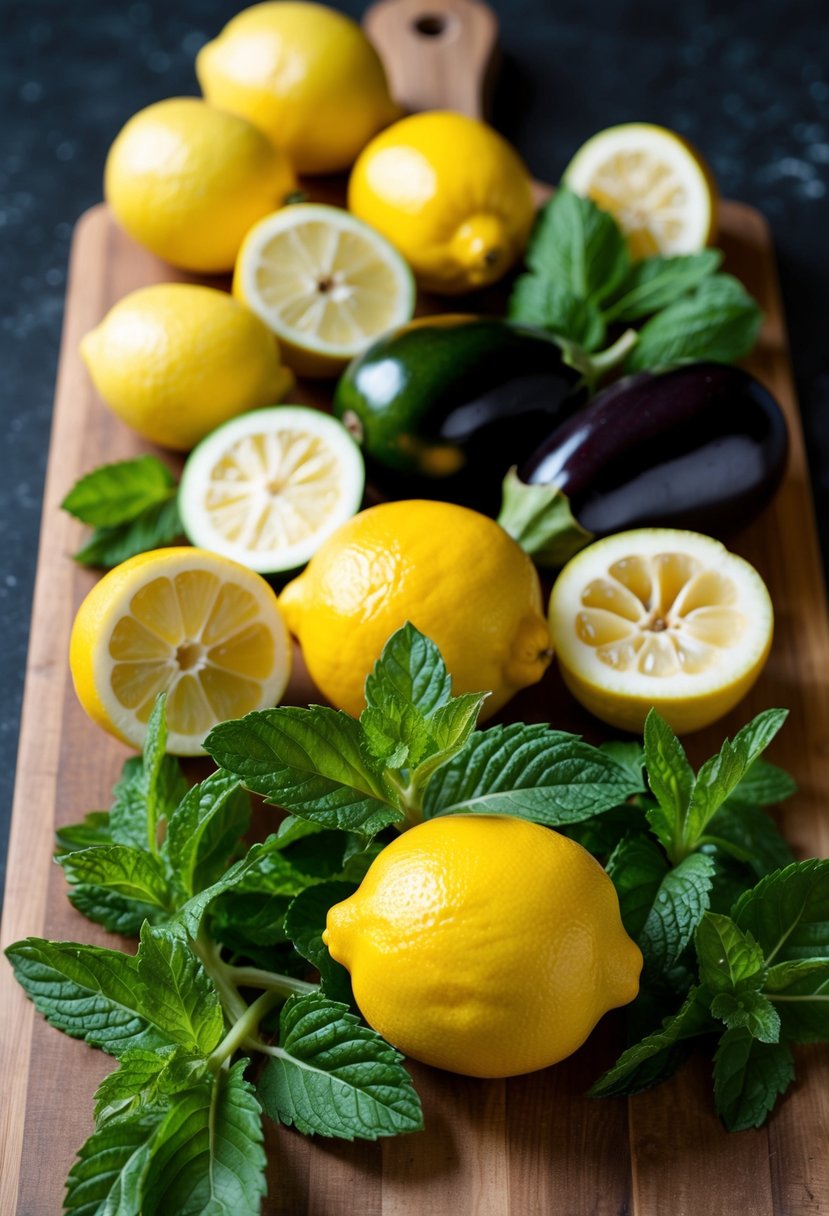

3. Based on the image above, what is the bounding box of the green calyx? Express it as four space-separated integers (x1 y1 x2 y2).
497 466 594 569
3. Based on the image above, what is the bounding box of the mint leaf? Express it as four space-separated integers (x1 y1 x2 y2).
712 1028 795 1131
363 622 452 718
603 250 722 322
204 706 402 836
93 1046 205 1124
606 834 669 940
508 275 606 350
283 881 356 1006
724 759 797 809
55 811 112 855
65 1108 162 1216
624 273 763 371
69 885 167 937
142 1061 266 1216
525 187 629 304
710 991 781 1043
764 959 829 1042
165 769 251 898
136 924 224 1054
639 853 715 975
702 803 795 878
599 740 644 788
74 496 183 569
258 992 422 1140
694 912 766 994
58 844 171 912
590 985 714 1098
423 722 640 824
109 721 187 853
643 709 694 853
62 455 177 527
5 938 175 1057
732 859 829 962
176 839 294 936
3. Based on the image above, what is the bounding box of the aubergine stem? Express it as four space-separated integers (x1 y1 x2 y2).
498 466 593 569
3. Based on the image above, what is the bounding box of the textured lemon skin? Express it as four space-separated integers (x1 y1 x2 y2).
80 284 294 451
348 111 535 294
196 2 400 175
549 529 774 735
280 500 552 720
69 547 290 754
104 97 296 272
325 814 642 1078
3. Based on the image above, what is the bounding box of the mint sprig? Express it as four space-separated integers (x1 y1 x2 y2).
509 186 762 384
62 454 183 569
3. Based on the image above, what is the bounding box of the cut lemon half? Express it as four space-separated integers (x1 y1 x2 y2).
549 529 772 734
179 406 365 574
232 203 416 378
563 123 717 258
69 548 292 754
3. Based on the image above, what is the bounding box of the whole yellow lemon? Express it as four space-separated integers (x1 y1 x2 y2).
80 284 294 450
196 2 400 175
104 97 296 272
324 814 642 1077
279 499 552 720
348 110 536 294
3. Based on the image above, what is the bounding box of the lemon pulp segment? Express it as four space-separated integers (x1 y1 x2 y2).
179 407 365 573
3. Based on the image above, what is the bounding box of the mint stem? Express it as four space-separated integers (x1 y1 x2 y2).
193 932 248 1026
227 964 317 997
208 988 283 1070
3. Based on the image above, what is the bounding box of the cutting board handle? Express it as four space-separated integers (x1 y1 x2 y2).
363 0 499 119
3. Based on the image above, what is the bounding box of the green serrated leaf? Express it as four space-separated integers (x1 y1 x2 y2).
598 741 645 789
55 811 112 856
74 496 183 569
363 622 452 717
624 273 763 372
5 938 175 1057
508 274 606 349
695 912 766 994
643 709 695 854
204 706 402 837
65 1107 163 1216
136 924 224 1054
526 187 630 304
142 1061 266 1216
606 834 669 940
175 839 291 937
710 990 781 1043
712 1028 795 1131
258 992 422 1140
62 455 177 527
732 858 829 963
764 959 829 1042
93 1046 205 1125
702 802 795 879
590 985 714 1098
603 250 722 322
109 730 187 854
58 844 171 911
283 881 356 1006
165 769 251 898
724 759 797 809
423 722 640 824
69 885 167 937
639 853 715 975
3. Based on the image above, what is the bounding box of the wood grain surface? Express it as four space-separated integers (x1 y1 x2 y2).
2 1 829 1213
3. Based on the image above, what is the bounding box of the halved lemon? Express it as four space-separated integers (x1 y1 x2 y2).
549 529 773 734
179 406 365 574
232 203 416 378
563 123 717 258
69 548 292 754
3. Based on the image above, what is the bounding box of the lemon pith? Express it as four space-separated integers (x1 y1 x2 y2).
233 204 416 378
549 529 773 733
324 814 642 1078
178 406 365 573
70 548 292 755
563 122 717 258
279 500 552 720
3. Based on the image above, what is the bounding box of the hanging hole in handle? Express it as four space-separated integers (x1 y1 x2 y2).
412 13 458 38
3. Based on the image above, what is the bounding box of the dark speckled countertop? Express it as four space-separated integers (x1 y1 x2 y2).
1 0 828 894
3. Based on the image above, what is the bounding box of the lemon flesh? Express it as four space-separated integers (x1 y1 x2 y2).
179 407 365 574
564 123 717 258
233 204 415 378
70 548 292 755
325 814 642 1078
549 529 773 734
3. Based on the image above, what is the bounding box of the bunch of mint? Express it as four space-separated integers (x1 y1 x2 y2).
6 625 828 1212
509 187 762 387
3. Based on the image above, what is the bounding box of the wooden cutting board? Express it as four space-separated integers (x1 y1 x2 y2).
2 1 829 1212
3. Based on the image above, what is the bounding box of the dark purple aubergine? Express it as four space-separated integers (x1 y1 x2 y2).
498 363 789 566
